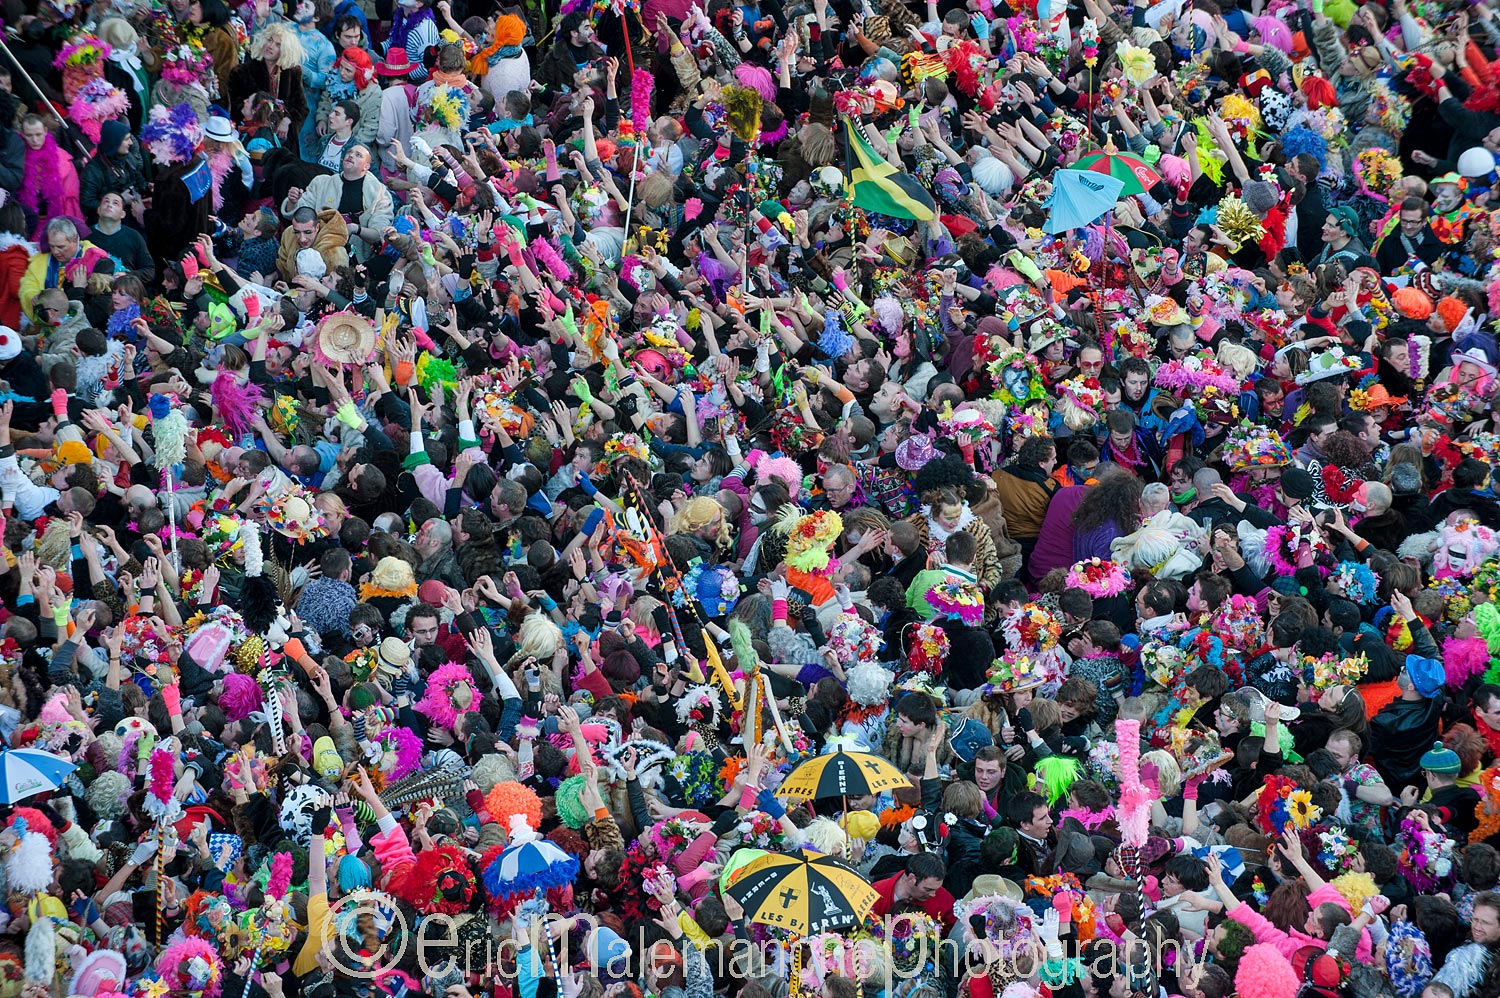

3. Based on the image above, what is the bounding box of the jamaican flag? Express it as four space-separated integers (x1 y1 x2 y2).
839 115 936 222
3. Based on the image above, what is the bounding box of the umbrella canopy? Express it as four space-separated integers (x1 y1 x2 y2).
777 748 912 801
1071 147 1162 197
0 748 76 804
1044 169 1126 234
482 817 580 899
724 848 877 935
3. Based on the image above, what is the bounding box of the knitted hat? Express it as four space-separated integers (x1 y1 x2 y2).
99 118 130 155
1241 180 1279 217
1419 741 1461 774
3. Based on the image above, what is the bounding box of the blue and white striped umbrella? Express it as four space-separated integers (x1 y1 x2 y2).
0 748 76 804
483 834 580 899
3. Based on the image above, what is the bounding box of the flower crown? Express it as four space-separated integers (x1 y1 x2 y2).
926 581 985 625
1300 651 1370 694
1222 420 1292 471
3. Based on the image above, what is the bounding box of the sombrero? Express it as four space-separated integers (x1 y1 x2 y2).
315 311 377 366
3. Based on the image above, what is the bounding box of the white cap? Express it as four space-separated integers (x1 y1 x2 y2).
295 249 327 279
1460 146 1496 178
0 326 20 362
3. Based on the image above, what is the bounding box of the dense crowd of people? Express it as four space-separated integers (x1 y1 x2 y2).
12 0 1500 994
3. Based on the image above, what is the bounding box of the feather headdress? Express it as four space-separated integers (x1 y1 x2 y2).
415 662 482 731
142 101 202 166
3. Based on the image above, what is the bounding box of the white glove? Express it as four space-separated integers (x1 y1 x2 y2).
130 838 159 866
1040 908 1063 961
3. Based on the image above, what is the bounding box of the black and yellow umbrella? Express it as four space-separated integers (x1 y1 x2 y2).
777 747 912 801
724 848 877 936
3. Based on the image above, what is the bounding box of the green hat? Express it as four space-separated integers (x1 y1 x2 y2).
1420 741 1461 775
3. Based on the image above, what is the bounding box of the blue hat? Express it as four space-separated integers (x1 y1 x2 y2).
947 717 993 765
1406 654 1445 699
1420 741 1461 775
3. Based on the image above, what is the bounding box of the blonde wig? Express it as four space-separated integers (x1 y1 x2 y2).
671 496 732 552
251 23 306 71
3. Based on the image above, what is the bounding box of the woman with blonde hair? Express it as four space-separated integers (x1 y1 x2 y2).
228 23 309 151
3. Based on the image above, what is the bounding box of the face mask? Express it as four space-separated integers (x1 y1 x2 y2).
750 506 768 526
1172 487 1196 505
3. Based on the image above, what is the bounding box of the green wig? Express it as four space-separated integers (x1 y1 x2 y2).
1034 754 1082 806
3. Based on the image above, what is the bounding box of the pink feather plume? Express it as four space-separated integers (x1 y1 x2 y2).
210 370 265 438
631 69 654 137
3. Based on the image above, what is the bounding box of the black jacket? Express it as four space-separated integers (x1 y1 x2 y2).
1369 695 1445 788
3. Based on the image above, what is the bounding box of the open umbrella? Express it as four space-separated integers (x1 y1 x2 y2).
777 748 911 801
0 748 76 804
482 815 580 899
1071 143 1162 197
724 848 877 936
1044 169 1126 234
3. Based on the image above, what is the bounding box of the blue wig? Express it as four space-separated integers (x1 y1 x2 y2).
1280 126 1328 169
337 854 372 893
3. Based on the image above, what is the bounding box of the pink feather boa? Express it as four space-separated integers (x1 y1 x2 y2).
1115 719 1150 848
631 69 654 137
211 370 265 438
149 746 175 805
19 134 81 236
415 662 482 730
529 237 571 283
267 851 293 899
387 726 423 779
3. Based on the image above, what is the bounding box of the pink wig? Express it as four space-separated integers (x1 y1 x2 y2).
219 672 264 723
758 456 804 495
1444 635 1492 688
733 63 777 102
1156 154 1191 189
1235 944 1300 998
1251 15 1293 53
985 265 1024 291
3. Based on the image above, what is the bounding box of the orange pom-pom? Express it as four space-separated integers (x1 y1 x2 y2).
486 780 543 832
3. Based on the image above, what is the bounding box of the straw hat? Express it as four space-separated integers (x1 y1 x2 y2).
316 311 376 366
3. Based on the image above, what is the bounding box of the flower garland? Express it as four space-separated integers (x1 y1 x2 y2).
778 507 843 575
1155 351 1241 396
1003 603 1062 651
1263 521 1330 576
989 351 1049 406
1065 558 1131 598
666 753 720 808
825 615 883 668
1316 827 1359 876
737 810 787 850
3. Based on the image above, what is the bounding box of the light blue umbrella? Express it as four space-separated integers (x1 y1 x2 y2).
1044 168 1126 234
0 748 76 803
